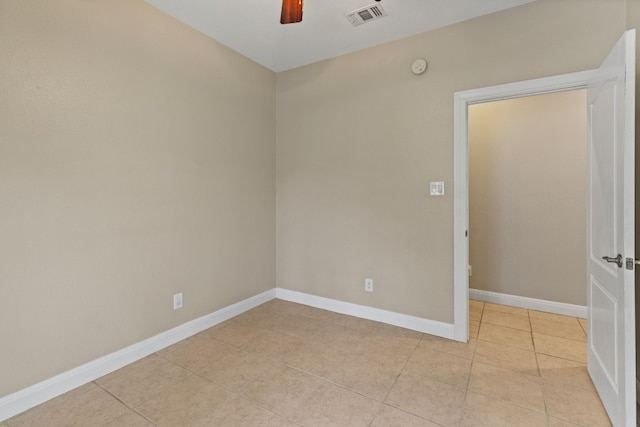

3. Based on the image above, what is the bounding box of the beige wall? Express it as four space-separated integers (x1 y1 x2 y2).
0 1 275 397
1 0 634 402
276 0 626 322
468 91 587 305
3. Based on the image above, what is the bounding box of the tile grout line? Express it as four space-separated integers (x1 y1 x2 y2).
527 309 543 378
92 381 157 427
534 308 558 422
235 370 305 426
460 300 481 425
462 305 481 423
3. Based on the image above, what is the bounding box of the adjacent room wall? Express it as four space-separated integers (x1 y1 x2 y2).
0 0 276 397
468 91 587 306
276 0 626 322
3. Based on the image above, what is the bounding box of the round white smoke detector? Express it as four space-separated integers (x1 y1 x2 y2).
411 58 428 75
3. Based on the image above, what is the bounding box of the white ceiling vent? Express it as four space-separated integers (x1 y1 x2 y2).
345 4 388 27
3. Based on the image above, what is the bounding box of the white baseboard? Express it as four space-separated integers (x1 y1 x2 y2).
1 287 457 422
275 288 455 339
469 289 587 319
0 289 276 423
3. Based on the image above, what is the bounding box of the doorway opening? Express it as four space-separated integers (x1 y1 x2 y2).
468 90 587 314
452 70 595 342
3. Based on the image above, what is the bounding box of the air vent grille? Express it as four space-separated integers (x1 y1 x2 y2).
345 4 387 26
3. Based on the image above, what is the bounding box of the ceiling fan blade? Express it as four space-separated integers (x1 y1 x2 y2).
280 0 303 24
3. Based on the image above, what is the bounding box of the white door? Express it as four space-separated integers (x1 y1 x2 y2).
587 29 636 427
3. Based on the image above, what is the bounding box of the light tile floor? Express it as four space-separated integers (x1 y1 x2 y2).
4 299 610 426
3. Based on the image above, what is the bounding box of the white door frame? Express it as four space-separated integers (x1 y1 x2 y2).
452 70 596 341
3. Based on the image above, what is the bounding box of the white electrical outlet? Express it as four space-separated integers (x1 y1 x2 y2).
173 292 183 310
365 278 374 292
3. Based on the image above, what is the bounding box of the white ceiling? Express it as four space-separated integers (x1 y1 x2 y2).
145 0 536 72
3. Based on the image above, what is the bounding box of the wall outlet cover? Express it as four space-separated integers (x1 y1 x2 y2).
173 293 183 310
365 278 374 292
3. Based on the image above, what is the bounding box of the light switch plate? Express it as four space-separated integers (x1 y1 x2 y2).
430 181 445 196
